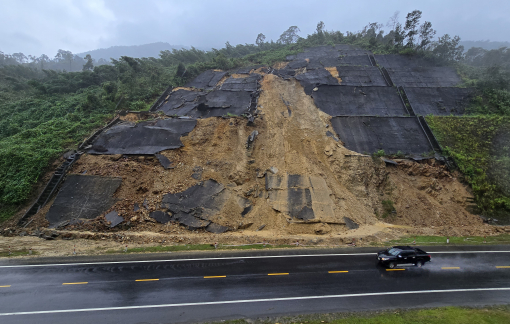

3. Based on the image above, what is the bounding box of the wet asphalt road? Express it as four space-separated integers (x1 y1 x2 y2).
0 246 509 323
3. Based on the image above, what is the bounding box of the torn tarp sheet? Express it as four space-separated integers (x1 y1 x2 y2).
185 70 227 90
336 66 388 86
88 118 196 155
330 116 433 155
220 74 261 92
265 174 337 223
312 86 407 116
46 175 122 227
404 87 475 116
295 68 341 95
157 89 254 118
386 67 461 87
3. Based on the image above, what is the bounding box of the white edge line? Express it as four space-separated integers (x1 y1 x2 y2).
1 251 510 268
2 287 509 316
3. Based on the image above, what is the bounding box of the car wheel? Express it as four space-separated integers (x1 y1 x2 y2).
388 262 396 269
416 261 423 267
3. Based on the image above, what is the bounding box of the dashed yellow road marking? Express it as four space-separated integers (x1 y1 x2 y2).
328 271 348 273
0 285 11 288
135 279 159 282
204 276 226 278
268 273 289 276
386 269 405 271
496 266 510 269
441 267 460 270
62 282 88 285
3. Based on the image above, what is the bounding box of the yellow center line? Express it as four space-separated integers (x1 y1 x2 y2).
62 282 88 285
0 285 11 288
268 273 289 276
386 269 405 271
135 279 159 282
496 266 510 269
204 276 226 279
328 271 349 273
442 267 460 270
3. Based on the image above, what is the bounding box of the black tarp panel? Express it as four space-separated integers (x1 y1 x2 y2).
387 67 461 87
374 54 436 68
312 86 407 116
405 87 475 116
220 74 261 92
46 175 122 227
158 89 203 115
330 116 433 155
157 88 256 118
336 66 388 86
295 68 340 95
88 119 197 155
185 70 227 90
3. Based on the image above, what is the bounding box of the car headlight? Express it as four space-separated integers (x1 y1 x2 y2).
381 257 390 261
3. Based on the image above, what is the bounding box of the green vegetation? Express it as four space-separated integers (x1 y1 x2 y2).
215 306 510 324
381 200 396 219
427 116 510 217
384 234 510 246
0 248 39 258
106 244 297 254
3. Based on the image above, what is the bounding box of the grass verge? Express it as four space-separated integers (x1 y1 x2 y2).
105 244 298 254
214 306 510 324
374 234 510 246
0 248 39 258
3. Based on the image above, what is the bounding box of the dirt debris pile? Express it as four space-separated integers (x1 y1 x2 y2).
10 45 496 247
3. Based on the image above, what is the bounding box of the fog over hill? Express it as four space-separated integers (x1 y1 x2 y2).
460 40 510 51
76 42 190 61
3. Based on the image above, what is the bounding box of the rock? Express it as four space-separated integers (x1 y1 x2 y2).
256 224 266 231
130 216 138 222
314 223 331 235
191 166 203 180
238 222 254 229
269 166 278 174
110 154 123 161
149 211 172 224
246 130 259 149
343 217 359 230
206 222 229 234
155 154 173 169
105 211 124 228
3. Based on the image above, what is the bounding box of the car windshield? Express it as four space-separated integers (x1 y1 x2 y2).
387 248 401 256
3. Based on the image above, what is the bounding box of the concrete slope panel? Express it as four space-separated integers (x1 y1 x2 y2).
330 116 433 155
336 66 387 86
312 86 407 116
387 67 461 87
405 87 475 115
46 175 122 227
88 119 196 155
374 54 436 68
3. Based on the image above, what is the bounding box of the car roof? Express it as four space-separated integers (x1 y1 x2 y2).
392 246 415 250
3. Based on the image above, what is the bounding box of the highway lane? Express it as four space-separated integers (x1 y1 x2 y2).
0 247 509 323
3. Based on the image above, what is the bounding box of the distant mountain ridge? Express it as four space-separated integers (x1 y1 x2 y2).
76 42 188 61
461 40 510 51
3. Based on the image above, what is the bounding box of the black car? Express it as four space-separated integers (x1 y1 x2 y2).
377 246 431 268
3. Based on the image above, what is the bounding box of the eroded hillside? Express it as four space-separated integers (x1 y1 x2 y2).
6 45 507 248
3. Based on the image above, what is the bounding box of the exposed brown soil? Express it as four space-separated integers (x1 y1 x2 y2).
2 70 503 257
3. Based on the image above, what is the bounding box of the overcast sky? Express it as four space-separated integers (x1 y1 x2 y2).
1 0 510 57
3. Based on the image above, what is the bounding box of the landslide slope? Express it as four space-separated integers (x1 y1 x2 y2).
13 45 499 244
